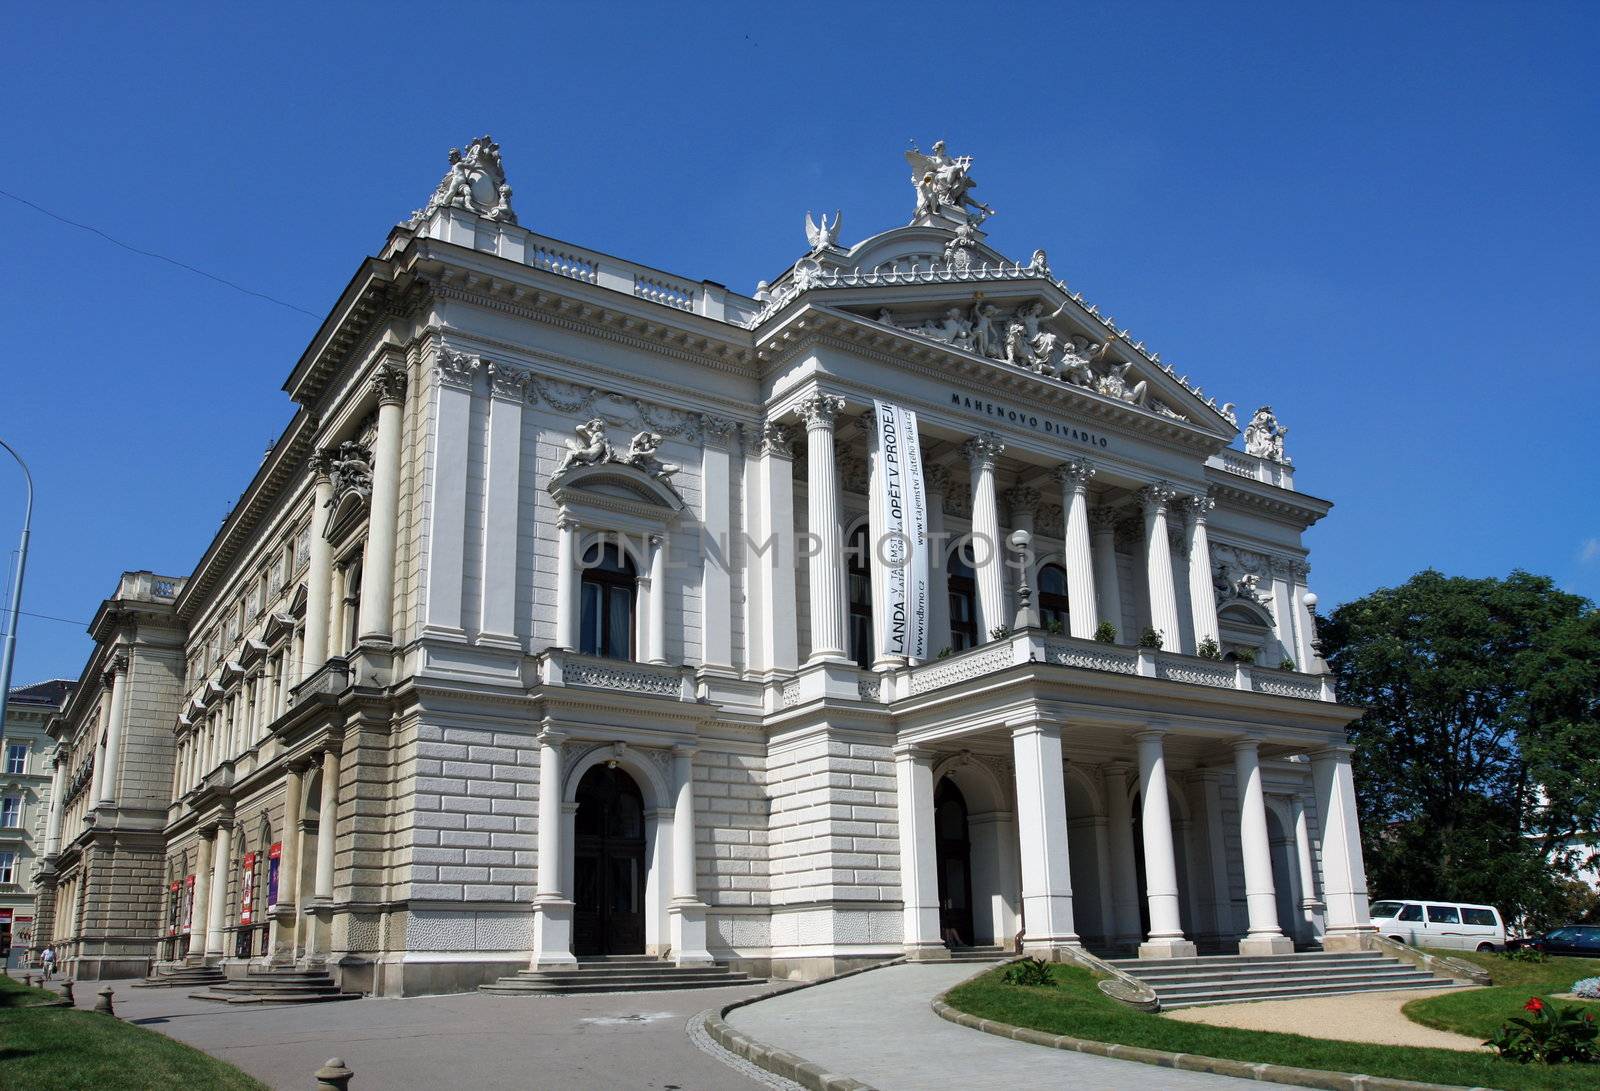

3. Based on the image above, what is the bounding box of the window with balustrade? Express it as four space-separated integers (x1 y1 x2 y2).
1038 563 1070 633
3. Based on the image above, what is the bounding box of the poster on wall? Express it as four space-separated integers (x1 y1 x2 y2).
240 852 257 925
870 400 931 661
168 880 181 934
268 842 282 908
184 874 195 932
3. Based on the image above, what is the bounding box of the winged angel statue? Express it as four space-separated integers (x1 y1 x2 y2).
906 140 995 223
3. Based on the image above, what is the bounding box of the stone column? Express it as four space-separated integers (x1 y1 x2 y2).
554 516 580 650
1139 485 1183 652
1005 486 1040 630
699 417 736 670
1054 460 1099 639
893 745 946 958
1090 817 1115 946
1233 740 1293 954
314 747 340 899
925 464 952 655
668 744 711 965
963 434 1007 640
88 683 112 807
206 822 233 958
44 756 66 856
1311 746 1375 950
271 765 304 965
1102 762 1141 948
1135 730 1195 957
423 351 479 635
1089 508 1123 639
1268 556 1298 669
188 830 214 961
647 533 669 665
479 364 525 646
96 658 130 807
801 394 849 663
300 453 335 683
1183 494 1219 652
751 421 798 671
1010 721 1079 953
1291 795 1324 941
357 362 406 644
531 727 577 968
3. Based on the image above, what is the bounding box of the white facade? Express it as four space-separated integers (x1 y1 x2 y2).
41 137 1375 992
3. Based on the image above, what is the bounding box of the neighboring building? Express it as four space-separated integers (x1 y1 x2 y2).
1 678 71 965
38 137 1375 992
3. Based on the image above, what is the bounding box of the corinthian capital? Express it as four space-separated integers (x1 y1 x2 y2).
1183 492 1217 523
1004 485 1041 519
308 450 333 480
962 432 1005 468
372 361 408 406
485 362 529 400
756 419 793 458
924 461 951 494
798 393 847 431
1053 457 1096 491
1139 481 1181 513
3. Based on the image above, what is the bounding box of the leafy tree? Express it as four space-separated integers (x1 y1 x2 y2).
1321 570 1600 924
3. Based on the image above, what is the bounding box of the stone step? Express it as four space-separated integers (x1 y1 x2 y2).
1127 961 1412 983
1158 978 1470 1010
190 989 361 1005
481 956 759 995
134 968 226 988
1105 953 1388 972
516 964 744 981
190 968 360 1004
1152 969 1449 997
482 974 756 995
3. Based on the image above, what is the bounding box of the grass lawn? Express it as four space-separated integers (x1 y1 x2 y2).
1403 949 1600 1041
945 963 1597 1091
0 975 265 1091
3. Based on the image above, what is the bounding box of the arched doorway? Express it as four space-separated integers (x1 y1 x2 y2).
934 778 975 947
573 765 647 957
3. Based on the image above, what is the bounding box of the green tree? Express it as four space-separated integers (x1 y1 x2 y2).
1320 570 1600 924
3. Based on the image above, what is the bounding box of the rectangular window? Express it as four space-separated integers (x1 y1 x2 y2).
0 851 14 884
0 797 18 827
3 744 25 775
1397 903 1424 922
1462 908 1497 927
1427 905 1461 924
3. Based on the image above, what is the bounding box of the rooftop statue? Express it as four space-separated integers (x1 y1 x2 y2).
406 135 518 227
804 210 843 252
1243 405 1291 464
906 140 995 224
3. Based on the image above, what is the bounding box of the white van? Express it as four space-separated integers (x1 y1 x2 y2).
1368 900 1506 951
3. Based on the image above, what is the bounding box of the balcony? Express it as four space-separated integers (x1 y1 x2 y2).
538 649 697 702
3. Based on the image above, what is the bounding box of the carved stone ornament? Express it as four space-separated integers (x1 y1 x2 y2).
486 362 529 399
371 361 408 406
756 419 793 458
1139 481 1181 512
326 441 373 507
1054 458 1096 490
406 135 518 227
905 140 995 223
1004 485 1041 519
551 418 680 483
804 210 842 252
798 393 846 429
1211 544 1273 607
435 348 482 390
962 433 1005 467
1243 405 1291 465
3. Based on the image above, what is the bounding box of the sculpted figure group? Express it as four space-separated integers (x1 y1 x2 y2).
1243 405 1290 464
554 418 680 482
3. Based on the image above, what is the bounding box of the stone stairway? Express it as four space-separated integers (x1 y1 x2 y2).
482 954 760 995
1105 951 1468 1010
190 967 360 1004
945 945 1010 963
133 963 226 989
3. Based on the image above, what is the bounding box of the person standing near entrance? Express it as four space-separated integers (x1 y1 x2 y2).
40 945 55 981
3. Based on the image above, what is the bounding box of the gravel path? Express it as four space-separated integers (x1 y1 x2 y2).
1163 987 1490 1052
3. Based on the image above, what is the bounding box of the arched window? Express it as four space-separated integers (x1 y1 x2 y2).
1038 564 1069 632
947 545 979 652
847 525 873 669
580 542 637 660
340 556 363 653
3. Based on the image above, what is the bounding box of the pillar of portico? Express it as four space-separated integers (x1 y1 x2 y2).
893 745 947 958
924 464 953 654
96 657 130 807
44 756 66 857
1054 460 1099 639
751 421 799 672
313 747 340 900
1184 494 1219 653
668 744 712 965
699 417 736 670
357 362 406 644
1233 740 1293 954
647 533 669 665
205 821 233 959
188 829 214 962
1010 721 1079 954
1088 508 1123 639
801 394 849 663
1135 731 1196 957
1311 745 1376 951
270 765 304 965
554 516 581 650
963 434 1007 640
301 453 335 684
1291 795 1325 942
1102 762 1142 948
1139 485 1183 652
531 726 578 968
88 682 112 807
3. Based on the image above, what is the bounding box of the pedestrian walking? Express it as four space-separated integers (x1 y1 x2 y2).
40 946 56 981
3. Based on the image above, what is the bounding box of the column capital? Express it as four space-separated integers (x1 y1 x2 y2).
484 361 528 400
1138 481 1181 513
1053 457 1096 490
1004 485 1041 520
308 450 333 480
1182 492 1216 523
1008 718 1059 740
671 742 698 759
1087 505 1120 533
372 361 409 405
755 419 793 458
891 742 938 762
798 393 847 430
1309 742 1355 761
962 432 1005 468
1133 728 1168 744
103 654 129 684
698 414 738 449
556 513 581 533
537 726 569 748
1231 735 1262 755
923 461 951 494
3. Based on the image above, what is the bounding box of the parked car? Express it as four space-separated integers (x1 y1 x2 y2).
1505 926 1600 956
1369 899 1507 951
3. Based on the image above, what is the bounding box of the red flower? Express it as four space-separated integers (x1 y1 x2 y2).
1523 997 1544 1013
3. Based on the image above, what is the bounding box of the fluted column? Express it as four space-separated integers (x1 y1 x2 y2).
1184 494 1219 652
1291 561 1317 671
1055 460 1099 639
751 421 798 671
1291 795 1323 941
801 394 849 662
313 747 340 900
1233 740 1292 954
44 756 66 856
647 533 669 665
531 726 578 968
206 822 233 957
188 830 214 960
268 765 304 965
1269 555 1298 669
301 453 335 683
96 658 130 807
924 464 952 654
1088 508 1123 639
1139 484 1183 651
357 362 406 644
893 745 945 956
963 433 1006 640
88 683 112 806
1135 730 1196 957
1311 745 1375 950
554 516 580 650
1011 720 1079 952
669 744 711 965
1102 762 1141 947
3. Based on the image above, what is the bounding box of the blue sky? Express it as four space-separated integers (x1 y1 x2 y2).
3 2 1596 687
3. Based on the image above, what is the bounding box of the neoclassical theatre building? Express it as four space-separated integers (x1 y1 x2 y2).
36 138 1374 993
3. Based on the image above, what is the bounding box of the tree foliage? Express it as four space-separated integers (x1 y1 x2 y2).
1321 570 1600 924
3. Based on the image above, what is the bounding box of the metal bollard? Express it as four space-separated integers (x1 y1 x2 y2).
314 1057 353 1091
94 986 115 1016
62 980 75 1003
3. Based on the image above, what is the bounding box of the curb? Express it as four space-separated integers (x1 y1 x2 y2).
929 964 1476 1091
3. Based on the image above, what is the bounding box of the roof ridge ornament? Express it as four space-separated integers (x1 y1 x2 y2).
905 139 994 226
406 135 517 228
804 210 843 253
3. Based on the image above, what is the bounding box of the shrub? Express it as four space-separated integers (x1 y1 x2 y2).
1138 627 1164 650
935 646 954 660
1197 637 1222 660
989 625 1012 640
1043 618 1064 635
1002 957 1054 988
1574 977 1600 1000
1504 946 1549 964
1094 621 1117 644
1279 657 1297 671
1485 996 1597 1064
1232 646 1257 664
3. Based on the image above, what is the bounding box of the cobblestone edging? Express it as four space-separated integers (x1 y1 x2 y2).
702 957 910 1091
929 965 1472 1091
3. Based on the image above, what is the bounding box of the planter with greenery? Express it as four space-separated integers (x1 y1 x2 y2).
1196 637 1221 660
1137 627 1163 649
1093 620 1117 643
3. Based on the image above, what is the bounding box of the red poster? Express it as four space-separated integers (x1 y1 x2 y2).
268 842 282 908
240 852 257 925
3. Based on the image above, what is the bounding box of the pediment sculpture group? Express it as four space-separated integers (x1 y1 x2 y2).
553 418 682 483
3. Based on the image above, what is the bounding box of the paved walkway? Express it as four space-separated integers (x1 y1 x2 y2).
1164 986 1490 1052
727 962 1291 1090
23 973 774 1090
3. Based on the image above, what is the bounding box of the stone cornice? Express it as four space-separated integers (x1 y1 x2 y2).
1207 470 1332 529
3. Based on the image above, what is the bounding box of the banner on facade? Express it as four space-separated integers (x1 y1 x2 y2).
870 400 931 660
240 852 257 925
268 842 282 909
184 874 195 932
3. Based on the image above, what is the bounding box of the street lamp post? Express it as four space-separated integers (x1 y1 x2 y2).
0 438 33 735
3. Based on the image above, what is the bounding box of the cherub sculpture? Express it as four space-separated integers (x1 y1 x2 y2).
623 430 680 481
556 418 610 476
327 441 373 502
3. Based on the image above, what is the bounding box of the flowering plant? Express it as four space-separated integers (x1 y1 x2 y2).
1486 995 1598 1064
